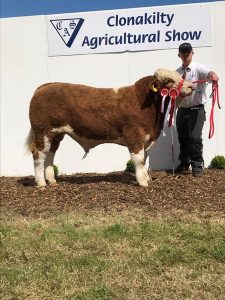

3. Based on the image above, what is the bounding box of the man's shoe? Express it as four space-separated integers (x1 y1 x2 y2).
192 170 204 177
175 163 190 174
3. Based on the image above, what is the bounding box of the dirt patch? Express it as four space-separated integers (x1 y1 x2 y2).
0 169 225 218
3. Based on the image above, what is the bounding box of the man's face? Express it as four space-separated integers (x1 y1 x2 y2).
178 50 193 66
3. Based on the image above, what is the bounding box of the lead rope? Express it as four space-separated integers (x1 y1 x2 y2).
171 126 175 175
208 82 220 138
168 88 179 175
159 79 184 174
192 80 221 138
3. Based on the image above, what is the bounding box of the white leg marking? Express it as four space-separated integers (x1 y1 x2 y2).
143 151 151 181
45 151 56 185
34 152 47 188
34 136 50 188
131 148 150 187
143 164 151 182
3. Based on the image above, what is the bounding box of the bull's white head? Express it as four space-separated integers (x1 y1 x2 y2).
154 68 193 99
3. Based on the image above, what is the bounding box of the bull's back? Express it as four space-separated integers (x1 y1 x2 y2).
29 82 134 132
31 82 122 109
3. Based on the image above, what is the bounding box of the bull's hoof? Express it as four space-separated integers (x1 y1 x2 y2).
37 186 46 191
50 182 58 187
146 176 152 182
139 181 149 187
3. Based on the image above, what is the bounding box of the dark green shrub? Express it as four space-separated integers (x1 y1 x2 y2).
209 155 225 169
53 164 59 177
125 159 135 173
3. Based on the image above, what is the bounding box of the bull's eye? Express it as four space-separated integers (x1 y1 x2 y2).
163 79 175 85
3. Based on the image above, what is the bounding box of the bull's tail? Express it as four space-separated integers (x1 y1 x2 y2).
25 127 35 154
82 151 89 159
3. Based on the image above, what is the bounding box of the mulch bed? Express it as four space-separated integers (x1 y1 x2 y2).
0 169 225 218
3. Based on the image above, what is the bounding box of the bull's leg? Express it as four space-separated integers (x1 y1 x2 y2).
130 148 150 187
142 150 151 183
123 126 150 187
144 151 148 164
44 134 64 185
144 150 152 180
44 151 56 185
32 135 51 188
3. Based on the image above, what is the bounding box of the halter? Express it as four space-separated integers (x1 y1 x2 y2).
159 79 185 131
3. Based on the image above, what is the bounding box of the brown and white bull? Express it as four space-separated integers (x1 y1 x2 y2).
27 68 193 188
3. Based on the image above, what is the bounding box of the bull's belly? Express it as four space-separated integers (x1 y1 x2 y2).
51 125 126 152
70 133 126 152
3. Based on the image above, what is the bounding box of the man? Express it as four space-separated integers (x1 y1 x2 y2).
175 42 219 177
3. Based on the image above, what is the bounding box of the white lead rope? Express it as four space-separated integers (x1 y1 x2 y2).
171 126 175 176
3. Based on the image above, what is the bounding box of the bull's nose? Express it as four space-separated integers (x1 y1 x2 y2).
188 83 195 90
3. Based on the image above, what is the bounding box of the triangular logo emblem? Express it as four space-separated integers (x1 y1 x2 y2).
50 18 84 48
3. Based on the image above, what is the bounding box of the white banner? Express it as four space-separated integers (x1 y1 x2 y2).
47 3 212 56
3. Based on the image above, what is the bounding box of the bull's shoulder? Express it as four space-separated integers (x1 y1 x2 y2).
135 75 154 85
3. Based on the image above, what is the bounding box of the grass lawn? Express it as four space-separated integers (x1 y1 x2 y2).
1 210 225 299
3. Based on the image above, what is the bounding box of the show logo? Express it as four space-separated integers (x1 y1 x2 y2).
50 18 84 47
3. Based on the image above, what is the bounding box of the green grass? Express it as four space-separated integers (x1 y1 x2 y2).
0 211 225 299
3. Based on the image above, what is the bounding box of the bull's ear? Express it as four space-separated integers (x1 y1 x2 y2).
153 81 159 88
149 82 158 93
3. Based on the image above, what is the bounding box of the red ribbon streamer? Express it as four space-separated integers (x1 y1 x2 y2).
168 88 178 127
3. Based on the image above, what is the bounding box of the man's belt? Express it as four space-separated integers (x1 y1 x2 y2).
180 104 204 110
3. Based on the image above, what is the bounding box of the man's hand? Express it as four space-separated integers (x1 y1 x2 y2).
208 71 219 83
